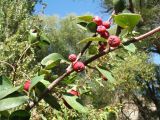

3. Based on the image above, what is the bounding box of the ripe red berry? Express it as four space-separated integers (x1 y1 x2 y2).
72 61 85 72
24 80 31 91
97 25 106 34
68 89 80 96
68 54 77 62
98 43 107 52
101 31 110 39
102 21 110 29
108 35 121 47
93 16 103 26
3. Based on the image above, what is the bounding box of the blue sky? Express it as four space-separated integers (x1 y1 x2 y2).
35 0 110 20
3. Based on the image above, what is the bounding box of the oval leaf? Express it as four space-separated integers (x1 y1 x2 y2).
0 75 12 91
29 75 45 91
88 45 98 55
87 22 97 33
77 22 87 31
96 66 115 83
78 37 106 44
63 94 88 113
113 13 141 31
35 82 61 111
0 86 21 100
77 15 93 22
41 53 67 69
9 110 30 120
0 96 28 111
123 43 137 53
40 33 50 45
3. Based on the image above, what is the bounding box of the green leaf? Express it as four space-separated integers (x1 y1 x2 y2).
0 111 10 120
0 75 12 91
77 15 93 22
29 75 45 91
40 79 50 87
41 53 67 69
35 82 61 111
0 96 28 111
113 0 126 13
0 86 21 100
77 22 87 30
87 22 97 33
28 29 38 43
9 110 30 120
62 73 77 84
113 13 141 31
78 37 106 44
63 94 88 113
40 33 50 45
88 45 98 55
96 66 115 83
123 43 137 53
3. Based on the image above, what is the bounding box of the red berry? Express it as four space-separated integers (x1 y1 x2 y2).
98 43 107 52
68 54 77 62
108 35 121 47
102 21 110 29
24 80 31 91
93 16 103 26
97 25 106 34
72 61 85 72
101 31 110 39
68 90 80 96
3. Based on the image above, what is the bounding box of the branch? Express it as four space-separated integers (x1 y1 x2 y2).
0 61 15 71
27 26 160 110
85 26 160 65
27 34 97 110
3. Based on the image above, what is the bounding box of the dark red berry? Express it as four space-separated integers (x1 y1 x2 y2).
102 21 110 29
72 61 85 72
24 80 31 91
68 89 80 96
98 43 107 52
93 16 103 26
97 25 106 34
108 35 121 47
101 31 110 39
68 54 77 62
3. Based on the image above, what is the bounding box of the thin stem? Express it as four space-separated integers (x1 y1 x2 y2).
0 61 15 71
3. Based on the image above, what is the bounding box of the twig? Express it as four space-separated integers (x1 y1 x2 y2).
27 34 97 110
0 61 15 71
12 41 39 82
27 26 160 110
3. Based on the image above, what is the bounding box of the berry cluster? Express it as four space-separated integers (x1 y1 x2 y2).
68 54 85 72
93 16 121 52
